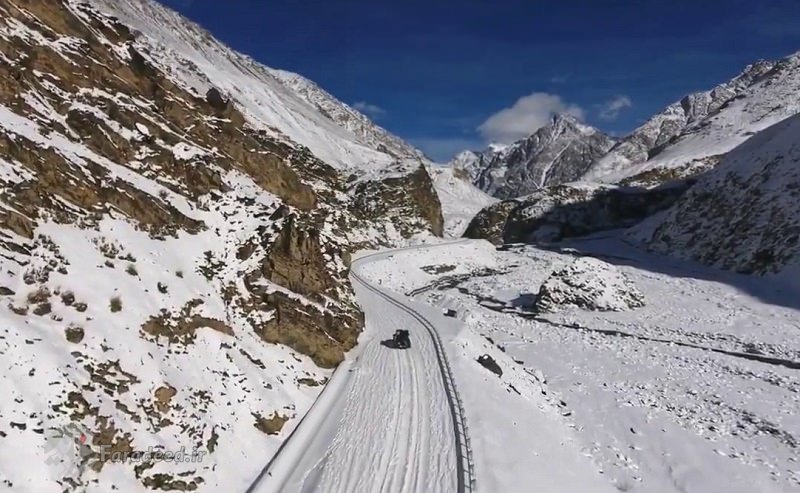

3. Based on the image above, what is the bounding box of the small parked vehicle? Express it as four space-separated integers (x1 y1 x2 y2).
392 329 411 349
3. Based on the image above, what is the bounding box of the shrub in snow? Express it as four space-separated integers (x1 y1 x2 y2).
535 257 644 312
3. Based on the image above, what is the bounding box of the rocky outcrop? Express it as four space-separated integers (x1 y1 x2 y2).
536 257 644 313
464 182 688 245
462 200 518 244
351 164 444 238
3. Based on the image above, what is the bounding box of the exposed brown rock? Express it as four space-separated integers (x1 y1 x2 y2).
65 325 85 343
351 164 444 237
141 299 234 345
262 215 331 296
253 411 289 435
154 385 177 414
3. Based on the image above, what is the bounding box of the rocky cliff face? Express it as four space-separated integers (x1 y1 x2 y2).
630 112 800 279
0 0 440 490
455 114 615 199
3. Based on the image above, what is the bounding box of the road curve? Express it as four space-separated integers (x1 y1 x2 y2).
247 242 475 493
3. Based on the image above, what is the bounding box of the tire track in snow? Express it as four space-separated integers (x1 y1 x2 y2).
350 268 475 492
247 241 476 493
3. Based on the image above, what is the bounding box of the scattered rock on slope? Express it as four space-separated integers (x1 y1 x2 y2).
536 257 645 313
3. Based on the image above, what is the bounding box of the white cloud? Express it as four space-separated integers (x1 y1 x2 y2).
352 101 385 117
477 92 585 143
598 95 632 121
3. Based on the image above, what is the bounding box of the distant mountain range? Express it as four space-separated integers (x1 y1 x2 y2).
461 49 800 281
454 51 800 197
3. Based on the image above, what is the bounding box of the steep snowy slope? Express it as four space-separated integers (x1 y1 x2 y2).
86 0 405 173
449 143 507 183
428 165 497 237
270 70 425 161
0 0 442 491
630 112 800 283
586 52 800 184
463 114 615 198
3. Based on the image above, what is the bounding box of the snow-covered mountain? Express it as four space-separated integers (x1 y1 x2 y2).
428 165 497 237
0 0 442 490
270 70 425 161
630 112 800 282
585 52 800 183
452 51 800 195
87 0 421 174
450 143 507 183
454 114 616 199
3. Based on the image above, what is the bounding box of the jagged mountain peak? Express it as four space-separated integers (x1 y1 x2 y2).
535 112 601 140
453 116 615 199
547 112 593 133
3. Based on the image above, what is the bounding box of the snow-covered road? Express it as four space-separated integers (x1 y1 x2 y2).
249 243 474 493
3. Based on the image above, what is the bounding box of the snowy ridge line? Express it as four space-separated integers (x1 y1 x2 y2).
349 266 476 492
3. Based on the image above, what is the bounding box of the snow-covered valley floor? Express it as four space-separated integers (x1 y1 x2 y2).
351 238 800 493
252 242 616 493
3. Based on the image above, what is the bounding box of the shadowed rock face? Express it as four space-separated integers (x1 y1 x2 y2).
462 200 518 245
464 183 689 245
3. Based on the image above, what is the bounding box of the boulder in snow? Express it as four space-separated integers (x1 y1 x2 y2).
535 257 644 312
477 354 503 377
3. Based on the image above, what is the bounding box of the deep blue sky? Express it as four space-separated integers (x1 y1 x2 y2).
161 0 800 161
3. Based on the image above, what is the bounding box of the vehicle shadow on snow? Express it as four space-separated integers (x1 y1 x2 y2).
380 339 410 350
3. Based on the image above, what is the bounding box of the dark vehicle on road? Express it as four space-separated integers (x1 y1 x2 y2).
392 329 411 349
